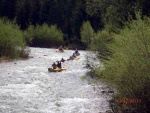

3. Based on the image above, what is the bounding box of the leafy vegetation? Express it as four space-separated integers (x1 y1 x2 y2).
90 30 113 60
0 0 150 112
24 24 64 47
80 21 94 48
1 0 149 44
93 13 150 112
0 18 29 60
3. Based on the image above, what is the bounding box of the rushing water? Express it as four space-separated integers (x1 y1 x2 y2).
0 47 110 113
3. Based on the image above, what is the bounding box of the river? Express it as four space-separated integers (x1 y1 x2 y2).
0 47 111 113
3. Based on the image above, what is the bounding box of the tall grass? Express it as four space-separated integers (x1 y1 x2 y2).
97 13 150 112
24 24 64 47
0 18 29 59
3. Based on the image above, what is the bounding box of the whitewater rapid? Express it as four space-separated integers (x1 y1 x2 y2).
0 47 110 113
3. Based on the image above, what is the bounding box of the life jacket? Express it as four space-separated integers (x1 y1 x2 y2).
75 50 78 53
57 62 61 68
52 63 57 69
61 59 65 62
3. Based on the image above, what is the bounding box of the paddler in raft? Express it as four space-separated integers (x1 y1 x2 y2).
52 62 57 69
74 48 80 56
56 61 62 68
60 58 65 62
58 46 64 51
72 53 76 58
67 56 73 60
67 53 76 61
75 48 78 54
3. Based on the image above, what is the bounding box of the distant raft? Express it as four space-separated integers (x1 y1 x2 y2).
56 49 64 52
48 66 67 72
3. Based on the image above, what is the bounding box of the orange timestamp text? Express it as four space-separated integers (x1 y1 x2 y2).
119 98 142 104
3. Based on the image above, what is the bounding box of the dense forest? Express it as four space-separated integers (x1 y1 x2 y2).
0 0 149 47
0 0 150 112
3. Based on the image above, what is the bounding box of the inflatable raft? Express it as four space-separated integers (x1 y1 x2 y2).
74 57 80 60
48 66 67 72
56 49 64 52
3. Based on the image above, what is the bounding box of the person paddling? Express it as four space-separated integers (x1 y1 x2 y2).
75 48 78 54
57 61 62 68
52 62 57 69
72 53 76 58
74 48 80 56
67 56 73 60
60 58 65 62
58 46 64 51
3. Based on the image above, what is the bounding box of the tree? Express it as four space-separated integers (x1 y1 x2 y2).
85 0 103 31
16 0 32 29
0 0 17 20
80 21 94 47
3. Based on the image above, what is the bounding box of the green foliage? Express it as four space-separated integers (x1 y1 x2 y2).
0 0 17 19
90 30 113 60
80 21 94 47
85 0 150 33
24 24 64 47
0 0 150 46
86 0 125 32
98 13 150 112
86 0 101 17
23 25 34 45
0 18 29 59
85 0 103 30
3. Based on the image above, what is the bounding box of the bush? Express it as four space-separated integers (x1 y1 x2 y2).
96 13 150 112
23 25 34 45
24 24 64 47
80 21 94 48
90 30 113 60
0 18 29 59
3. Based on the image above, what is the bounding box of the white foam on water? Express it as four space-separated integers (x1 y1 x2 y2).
0 47 110 113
